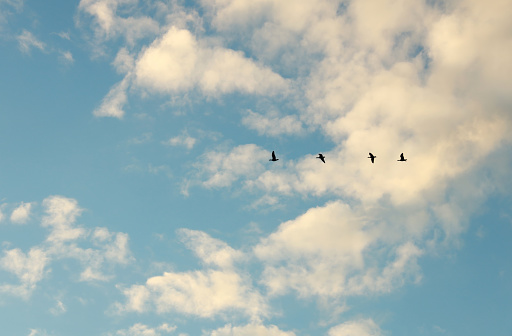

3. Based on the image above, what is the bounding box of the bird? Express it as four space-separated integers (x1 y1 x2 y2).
397 153 407 161
368 152 376 163
269 151 279 161
316 153 326 163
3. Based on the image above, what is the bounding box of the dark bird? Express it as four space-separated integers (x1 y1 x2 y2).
269 151 279 161
316 153 326 163
368 152 376 163
397 153 407 162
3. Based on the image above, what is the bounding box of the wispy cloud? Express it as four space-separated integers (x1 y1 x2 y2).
162 131 196 150
17 30 46 53
242 110 304 136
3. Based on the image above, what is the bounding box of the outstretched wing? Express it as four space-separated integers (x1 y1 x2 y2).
272 151 276 160
371 157 374 163
320 156 325 163
400 153 404 160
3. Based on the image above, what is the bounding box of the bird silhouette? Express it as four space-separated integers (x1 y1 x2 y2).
368 152 376 163
269 151 279 161
397 153 407 161
316 153 326 163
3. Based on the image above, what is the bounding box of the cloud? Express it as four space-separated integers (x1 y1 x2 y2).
190 144 270 189
17 30 46 53
49 299 67 315
93 77 129 118
116 230 266 320
10 202 32 224
254 201 424 298
177 229 244 269
113 323 176 336
0 0 24 28
162 132 197 150
241 110 304 136
133 26 288 96
0 247 49 299
59 50 74 63
0 196 133 298
328 319 383 336
205 323 296 336
93 25 289 118
78 0 159 46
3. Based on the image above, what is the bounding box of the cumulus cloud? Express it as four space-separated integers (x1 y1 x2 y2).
81 0 512 328
254 201 424 298
328 319 383 336
0 247 48 298
10 202 32 224
93 25 288 118
206 323 296 336
0 196 133 298
113 323 176 336
133 26 288 96
116 230 266 320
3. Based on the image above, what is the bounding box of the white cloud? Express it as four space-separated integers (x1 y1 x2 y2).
328 319 383 336
0 247 49 299
191 144 270 189
10 202 32 224
93 77 129 118
178 229 244 269
205 323 296 336
1 196 133 298
254 201 424 298
163 132 197 150
114 323 176 336
242 110 303 136
116 230 266 320
17 30 46 54
59 50 74 63
78 0 159 45
49 299 67 315
133 26 288 96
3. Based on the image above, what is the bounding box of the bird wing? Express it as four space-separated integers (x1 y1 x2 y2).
321 157 325 163
400 153 404 160
371 157 374 163
272 151 276 160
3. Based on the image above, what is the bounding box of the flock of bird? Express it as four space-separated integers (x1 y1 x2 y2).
269 151 407 164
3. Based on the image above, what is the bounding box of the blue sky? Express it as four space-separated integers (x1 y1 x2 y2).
1 0 511 335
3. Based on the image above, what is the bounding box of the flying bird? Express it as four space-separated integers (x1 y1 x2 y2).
269 151 279 161
368 152 376 163
397 153 407 161
316 153 326 163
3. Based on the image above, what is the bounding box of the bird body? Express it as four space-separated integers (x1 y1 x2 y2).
269 151 279 161
316 153 326 163
397 153 407 161
368 152 376 163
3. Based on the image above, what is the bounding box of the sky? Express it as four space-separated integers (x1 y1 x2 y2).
0 0 511 335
